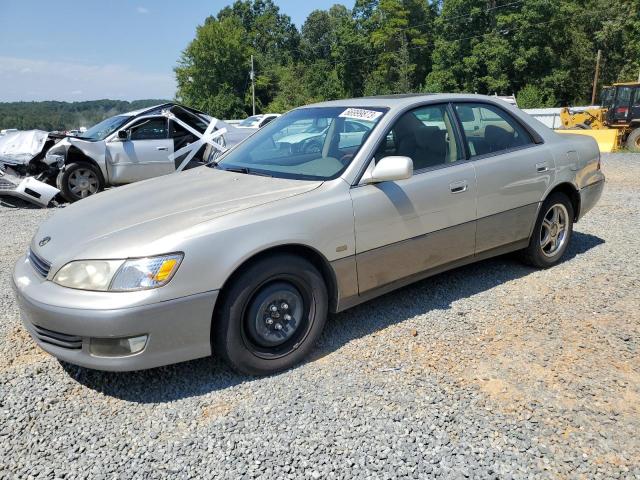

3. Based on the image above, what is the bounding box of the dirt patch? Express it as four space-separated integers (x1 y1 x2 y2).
0 325 48 371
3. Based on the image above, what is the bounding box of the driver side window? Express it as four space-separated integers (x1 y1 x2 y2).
374 104 462 171
129 117 168 140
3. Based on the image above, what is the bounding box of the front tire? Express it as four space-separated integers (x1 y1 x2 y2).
213 254 328 375
626 128 640 153
56 162 104 202
521 193 574 268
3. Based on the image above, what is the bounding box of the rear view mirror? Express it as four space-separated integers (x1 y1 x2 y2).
363 156 413 184
117 130 129 141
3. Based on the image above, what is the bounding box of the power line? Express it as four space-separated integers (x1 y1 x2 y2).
326 8 606 68
397 0 528 34
271 0 528 63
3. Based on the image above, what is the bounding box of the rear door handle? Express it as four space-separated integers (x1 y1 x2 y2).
449 180 468 194
536 162 549 172
156 146 169 151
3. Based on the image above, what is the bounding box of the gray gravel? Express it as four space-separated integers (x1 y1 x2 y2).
1 153 639 479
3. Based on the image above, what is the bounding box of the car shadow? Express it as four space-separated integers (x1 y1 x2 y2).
63 231 604 403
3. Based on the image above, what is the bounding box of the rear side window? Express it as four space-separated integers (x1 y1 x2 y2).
454 103 533 157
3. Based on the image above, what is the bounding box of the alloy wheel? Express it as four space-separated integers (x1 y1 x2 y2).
540 203 569 257
68 168 99 198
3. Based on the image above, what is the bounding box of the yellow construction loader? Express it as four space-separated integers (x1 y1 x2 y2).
557 82 640 152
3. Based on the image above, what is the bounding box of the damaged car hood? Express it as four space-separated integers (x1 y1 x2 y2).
33 167 322 264
0 130 49 166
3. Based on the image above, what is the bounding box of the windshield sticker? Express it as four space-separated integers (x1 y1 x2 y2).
339 108 383 122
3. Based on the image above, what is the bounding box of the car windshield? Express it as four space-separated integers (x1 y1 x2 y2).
78 115 130 141
215 106 387 180
238 115 262 127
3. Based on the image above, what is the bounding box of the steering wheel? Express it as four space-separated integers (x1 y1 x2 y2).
339 153 355 164
302 139 322 154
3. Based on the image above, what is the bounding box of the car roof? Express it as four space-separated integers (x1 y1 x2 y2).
118 102 210 117
302 93 514 111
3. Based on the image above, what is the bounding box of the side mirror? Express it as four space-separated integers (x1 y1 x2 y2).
117 130 129 141
363 156 413 184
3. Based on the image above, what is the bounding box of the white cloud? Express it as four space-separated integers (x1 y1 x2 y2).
0 57 175 101
136 6 149 14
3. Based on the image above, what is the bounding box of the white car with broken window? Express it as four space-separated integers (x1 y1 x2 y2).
43 103 228 202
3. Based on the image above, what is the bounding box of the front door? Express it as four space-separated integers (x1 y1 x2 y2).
350 104 478 294
106 116 174 184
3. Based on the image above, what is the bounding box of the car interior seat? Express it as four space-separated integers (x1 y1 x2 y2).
484 125 515 152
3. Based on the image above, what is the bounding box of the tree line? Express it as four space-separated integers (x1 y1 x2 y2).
0 100 168 131
175 0 640 118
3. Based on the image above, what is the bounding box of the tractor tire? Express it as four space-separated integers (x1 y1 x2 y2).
625 128 640 153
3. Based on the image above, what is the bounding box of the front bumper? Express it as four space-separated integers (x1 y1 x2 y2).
578 178 605 220
12 255 218 371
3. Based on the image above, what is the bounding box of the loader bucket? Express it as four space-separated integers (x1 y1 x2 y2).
555 129 619 153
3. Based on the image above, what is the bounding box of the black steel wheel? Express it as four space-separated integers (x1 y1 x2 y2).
213 253 328 375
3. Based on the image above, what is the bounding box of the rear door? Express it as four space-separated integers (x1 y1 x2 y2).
106 116 174 184
453 102 552 254
350 103 477 293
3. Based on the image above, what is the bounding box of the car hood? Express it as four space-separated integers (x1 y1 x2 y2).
33 167 322 264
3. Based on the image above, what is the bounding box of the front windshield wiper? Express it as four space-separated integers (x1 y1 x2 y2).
219 166 272 177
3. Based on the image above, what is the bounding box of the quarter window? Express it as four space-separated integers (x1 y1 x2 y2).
129 118 168 140
374 104 462 170
454 103 533 157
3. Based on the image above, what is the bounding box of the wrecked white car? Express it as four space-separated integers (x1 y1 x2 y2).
44 103 228 202
0 130 66 207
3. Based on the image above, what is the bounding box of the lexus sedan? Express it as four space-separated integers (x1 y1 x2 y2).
13 94 604 375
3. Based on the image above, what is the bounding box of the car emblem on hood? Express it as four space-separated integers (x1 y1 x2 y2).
39 236 51 247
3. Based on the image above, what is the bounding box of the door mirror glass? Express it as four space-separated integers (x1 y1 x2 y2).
364 156 413 184
117 130 129 141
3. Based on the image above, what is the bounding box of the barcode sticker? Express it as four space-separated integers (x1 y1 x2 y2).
339 108 383 121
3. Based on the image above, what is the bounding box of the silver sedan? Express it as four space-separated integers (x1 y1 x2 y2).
13 94 605 375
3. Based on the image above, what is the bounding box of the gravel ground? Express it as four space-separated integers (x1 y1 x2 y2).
1 153 639 479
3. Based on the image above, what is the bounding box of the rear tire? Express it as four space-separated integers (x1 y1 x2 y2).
56 162 104 202
521 193 574 268
213 254 328 375
626 128 640 153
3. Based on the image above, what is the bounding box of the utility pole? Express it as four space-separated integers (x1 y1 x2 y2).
250 55 256 116
591 49 602 105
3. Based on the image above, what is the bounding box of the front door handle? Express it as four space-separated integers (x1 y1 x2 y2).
156 146 169 151
536 162 549 172
449 180 468 194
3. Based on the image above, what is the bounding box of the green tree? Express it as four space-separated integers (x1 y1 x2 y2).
174 16 249 118
356 0 434 95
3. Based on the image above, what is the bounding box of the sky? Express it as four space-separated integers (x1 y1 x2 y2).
0 0 345 102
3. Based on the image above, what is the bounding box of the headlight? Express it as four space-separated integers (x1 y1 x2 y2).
110 254 183 291
44 152 65 167
53 253 183 291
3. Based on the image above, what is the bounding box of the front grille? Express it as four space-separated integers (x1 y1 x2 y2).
32 324 82 350
28 248 51 278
